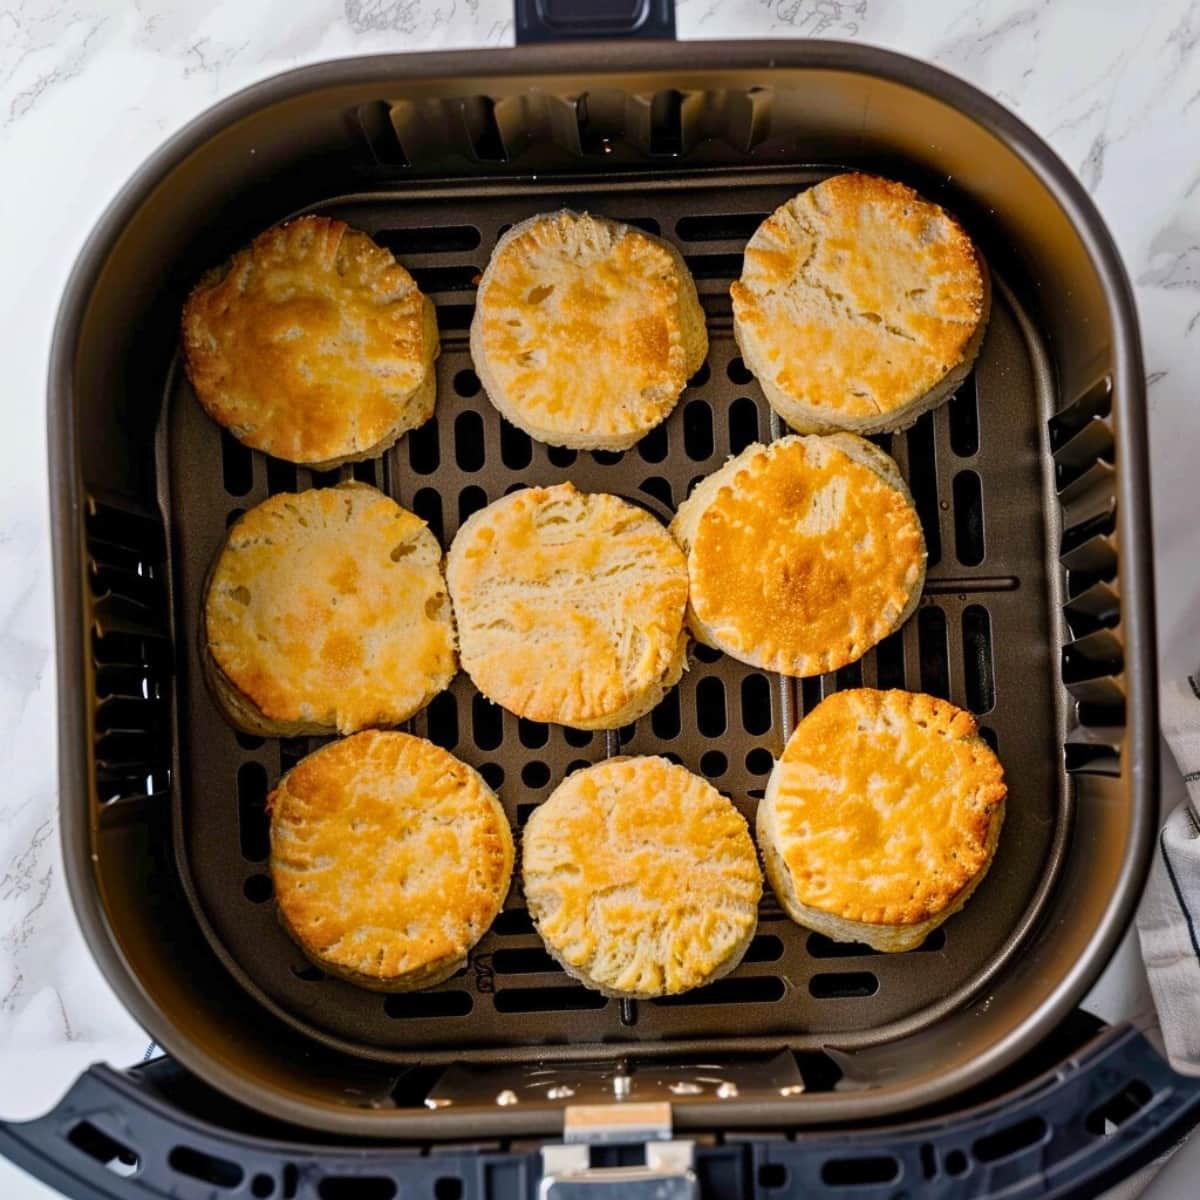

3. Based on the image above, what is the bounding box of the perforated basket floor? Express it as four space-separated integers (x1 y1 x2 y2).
161 169 1065 1065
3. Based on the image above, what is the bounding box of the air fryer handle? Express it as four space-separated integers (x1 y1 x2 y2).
3 1026 1199 1200
514 0 676 43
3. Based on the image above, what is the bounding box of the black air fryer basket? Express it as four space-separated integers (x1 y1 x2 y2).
7 11 1200 1199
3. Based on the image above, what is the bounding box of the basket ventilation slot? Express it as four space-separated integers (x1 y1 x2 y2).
357 87 780 172
87 496 171 806
1052 379 1125 768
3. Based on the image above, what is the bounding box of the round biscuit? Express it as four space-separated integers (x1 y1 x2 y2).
731 173 989 435
670 434 925 676
522 757 762 998
204 483 456 737
471 210 707 451
758 689 1007 952
269 731 513 991
182 215 439 467
446 483 688 729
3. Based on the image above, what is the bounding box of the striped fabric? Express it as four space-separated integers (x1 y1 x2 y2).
1137 672 1200 1076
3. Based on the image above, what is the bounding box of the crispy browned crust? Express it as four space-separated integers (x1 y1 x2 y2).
446 483 689 728
182 215 439 466
759 689 1006 942
522 757 762 997
269 732 514 991
670 434 925 676
731 173 989 435
203 483 456 736
471 211 707 450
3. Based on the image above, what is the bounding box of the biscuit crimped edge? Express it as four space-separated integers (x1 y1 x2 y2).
202 482 457 737
670 434 926 676
731 173 990 436
268 731 514 991
522 756 763 997
471 210 707 451
757 689 1006 952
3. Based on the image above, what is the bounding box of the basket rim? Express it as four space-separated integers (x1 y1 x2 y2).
47 39 1156 1137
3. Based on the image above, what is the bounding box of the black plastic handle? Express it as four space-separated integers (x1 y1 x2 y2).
2 1024 1199 1199
514 0 676 43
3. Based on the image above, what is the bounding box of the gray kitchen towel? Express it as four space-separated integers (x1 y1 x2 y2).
1137 672 1200 1076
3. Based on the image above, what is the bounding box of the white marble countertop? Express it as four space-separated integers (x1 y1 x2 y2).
1 1 1198 1195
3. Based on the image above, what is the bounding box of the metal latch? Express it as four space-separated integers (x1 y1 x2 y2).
539 1101 698 1199
540 1140 697 1199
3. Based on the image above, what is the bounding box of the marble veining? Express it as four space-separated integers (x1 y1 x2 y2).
0 0 1198 1134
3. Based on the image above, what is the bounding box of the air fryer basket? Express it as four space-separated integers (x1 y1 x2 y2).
51 41 1155 1137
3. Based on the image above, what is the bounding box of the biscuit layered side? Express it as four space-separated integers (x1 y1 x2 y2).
204 482 456 736
447 482 689 729
522 757 762 998
183 215 439 467
471 210 707 450
732 173 989 436
269 731 514 991
670 434 926 677
758 689 1007 953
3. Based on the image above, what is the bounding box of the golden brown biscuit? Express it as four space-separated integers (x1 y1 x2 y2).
269 731 513 991
758 689 1006 952
182 215 438 466
446 483 688 729
731 174 989 435
522 757 762 998
669 434 925 676
471 211 707 450
204 483 456 737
